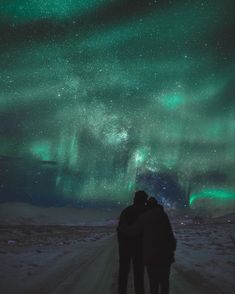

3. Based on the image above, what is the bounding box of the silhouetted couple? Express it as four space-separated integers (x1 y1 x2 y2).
117 191 176 294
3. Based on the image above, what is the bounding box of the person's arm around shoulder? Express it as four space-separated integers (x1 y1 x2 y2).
118 213 144 237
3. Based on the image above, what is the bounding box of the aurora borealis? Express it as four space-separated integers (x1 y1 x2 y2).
0 0 234 209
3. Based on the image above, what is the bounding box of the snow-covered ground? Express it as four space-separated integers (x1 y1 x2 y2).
0 202 119 293
173 220 235 294
0 225 116 294
0 203 234 294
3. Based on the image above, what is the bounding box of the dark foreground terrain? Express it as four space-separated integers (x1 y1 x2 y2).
0 222 234 294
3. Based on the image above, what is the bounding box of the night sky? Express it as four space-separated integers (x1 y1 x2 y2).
0 0 234 209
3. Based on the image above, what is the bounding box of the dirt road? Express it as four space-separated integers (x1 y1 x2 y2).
1 235 223 294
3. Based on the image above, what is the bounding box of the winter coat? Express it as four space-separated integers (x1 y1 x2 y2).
120 205 176 265
117 204 147 244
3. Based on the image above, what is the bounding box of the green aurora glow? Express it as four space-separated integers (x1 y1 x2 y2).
0 0 234 207
189 189 235 206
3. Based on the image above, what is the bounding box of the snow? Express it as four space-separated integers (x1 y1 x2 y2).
0 225 115 294
173 220 235 294
0 203 234 294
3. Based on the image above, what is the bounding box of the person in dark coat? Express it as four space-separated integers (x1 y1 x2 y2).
117 190 148 294
120 196 176 294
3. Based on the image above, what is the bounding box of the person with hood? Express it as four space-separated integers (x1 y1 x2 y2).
117 190 148 294
120 196 176 294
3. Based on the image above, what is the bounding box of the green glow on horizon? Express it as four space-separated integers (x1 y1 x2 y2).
189 189 235 206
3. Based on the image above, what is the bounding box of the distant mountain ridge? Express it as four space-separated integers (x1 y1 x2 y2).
0 202 119 225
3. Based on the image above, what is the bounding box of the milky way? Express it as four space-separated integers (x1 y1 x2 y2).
0 0 234 208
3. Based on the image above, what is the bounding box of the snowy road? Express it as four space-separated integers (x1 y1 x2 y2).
9 236 222 294
19 236 117 294
1 222 234 294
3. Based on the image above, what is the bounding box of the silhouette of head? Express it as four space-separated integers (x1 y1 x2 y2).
134 190 148 206
147 196 158 208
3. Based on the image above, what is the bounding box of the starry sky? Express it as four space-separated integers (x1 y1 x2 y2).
0 0 234 209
